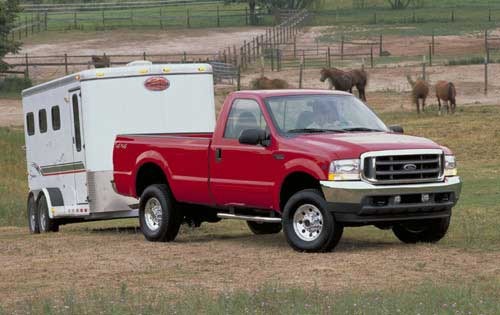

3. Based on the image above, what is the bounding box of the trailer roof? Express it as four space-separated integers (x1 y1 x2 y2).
22 63 213 97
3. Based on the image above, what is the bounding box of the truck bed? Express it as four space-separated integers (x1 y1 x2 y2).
113 133 213 205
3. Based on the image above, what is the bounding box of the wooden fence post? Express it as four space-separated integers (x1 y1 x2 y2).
429 44 432 66
327 46 331 68
341 35 344 60
25 53 29 78
31 15 34 34
160 8 163 29
370 45 374 68
102 11 105 29
74 12 77 29
217 6 220 27
237 66 241 91
484 56 488 95
187 9 190 28
143 51 146 60
276 48 280 72
25 16 28 37
379 34 383 56
293 36 297 58
299 62 303 89
44 11 48 31
485 30 490 63
422 56 427 81
432 31 435 55
64 53 68 75
183 51 187 62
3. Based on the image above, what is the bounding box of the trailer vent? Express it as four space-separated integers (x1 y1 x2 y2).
127 60 153 67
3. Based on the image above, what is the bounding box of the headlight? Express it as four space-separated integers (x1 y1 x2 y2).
328 159 361 181
444 155 458 177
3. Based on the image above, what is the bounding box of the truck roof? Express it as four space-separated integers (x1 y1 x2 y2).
22 63 213 97
232 89 352 98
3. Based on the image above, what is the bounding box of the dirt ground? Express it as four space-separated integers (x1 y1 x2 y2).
1 224 499 309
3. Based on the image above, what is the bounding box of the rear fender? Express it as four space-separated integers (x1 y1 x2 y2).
133 150 172 197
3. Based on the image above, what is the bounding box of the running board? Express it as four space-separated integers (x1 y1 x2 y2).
217 213 282 223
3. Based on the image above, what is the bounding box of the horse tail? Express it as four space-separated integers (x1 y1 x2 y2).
447 82 455 101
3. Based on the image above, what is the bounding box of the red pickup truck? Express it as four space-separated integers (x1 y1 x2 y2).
113 89 461 252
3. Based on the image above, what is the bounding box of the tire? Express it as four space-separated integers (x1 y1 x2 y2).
37 194 59 233
27 193 39 234
139 184 182 242
282 189 343 252
247 221 282 235
392 217 450 244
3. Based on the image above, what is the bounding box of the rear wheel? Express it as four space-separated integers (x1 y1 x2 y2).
139 184 182 242
27 194 39 234
282 189 343 252
37 194 59 233
247 221 282 235
392 217 450 244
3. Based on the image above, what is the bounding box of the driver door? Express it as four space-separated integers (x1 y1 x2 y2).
210 98 278 209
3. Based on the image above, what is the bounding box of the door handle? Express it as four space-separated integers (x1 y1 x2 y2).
215 148 222 162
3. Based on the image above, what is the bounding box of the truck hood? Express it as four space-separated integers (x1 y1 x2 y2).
291 132 444 160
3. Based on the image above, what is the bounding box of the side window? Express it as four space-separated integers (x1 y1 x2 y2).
223 99 267 139
72 94 82 152
26 112 35 136
51 106 61 131
38 109 47 133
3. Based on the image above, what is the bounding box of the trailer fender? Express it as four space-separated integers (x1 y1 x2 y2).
39 188 64 219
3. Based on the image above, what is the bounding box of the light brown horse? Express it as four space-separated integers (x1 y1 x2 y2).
250 76 289 89
320 68 368 101
406 75 429 114
435 80 457 115
91 55 111 68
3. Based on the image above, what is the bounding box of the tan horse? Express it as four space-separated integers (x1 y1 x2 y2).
435 81 457 115
250 76 289 89
91 55 111 68
406 75 429 114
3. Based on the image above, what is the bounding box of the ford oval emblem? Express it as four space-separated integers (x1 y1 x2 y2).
403 163 417 171
144 77 169 91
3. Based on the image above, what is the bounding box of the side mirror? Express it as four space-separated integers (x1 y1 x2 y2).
389 125 404 134
238 129 269 146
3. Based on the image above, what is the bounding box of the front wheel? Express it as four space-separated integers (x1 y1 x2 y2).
392 217 450 244
247 221 282 235
139 184 182 242
282 189 343 252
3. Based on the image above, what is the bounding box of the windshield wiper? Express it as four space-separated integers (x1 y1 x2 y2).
288 128 346 134
341 127 385 132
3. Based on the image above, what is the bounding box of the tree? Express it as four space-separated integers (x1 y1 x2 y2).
246 0 322 25
0 0 22 71
386 0 412 9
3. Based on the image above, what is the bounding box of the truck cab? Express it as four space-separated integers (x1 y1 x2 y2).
113 89 462 252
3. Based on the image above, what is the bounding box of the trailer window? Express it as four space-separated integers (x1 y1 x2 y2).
38 109 47 133
72 94 82 152
51 106 61 131
26 112 35 136
224 99 267 139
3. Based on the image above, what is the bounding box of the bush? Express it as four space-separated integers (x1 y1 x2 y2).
0 76 32 94
447 56 488 66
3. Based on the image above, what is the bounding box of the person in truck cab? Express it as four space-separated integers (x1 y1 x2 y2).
307 100 342 129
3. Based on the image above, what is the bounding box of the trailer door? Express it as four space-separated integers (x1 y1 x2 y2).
69 89 88 205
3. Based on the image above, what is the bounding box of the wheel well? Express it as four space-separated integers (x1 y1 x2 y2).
280 172 321 211
135 163 168 197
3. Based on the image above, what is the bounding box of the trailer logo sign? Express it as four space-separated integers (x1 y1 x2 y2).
144 77 170 91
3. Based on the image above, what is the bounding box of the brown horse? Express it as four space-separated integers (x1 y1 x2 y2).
91 55 111 68
435 80 457 115
406 75 429 114
250 76 289 89
320 68 367 101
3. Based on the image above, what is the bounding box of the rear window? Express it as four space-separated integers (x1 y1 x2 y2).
26 112 35 136
51 106 60 131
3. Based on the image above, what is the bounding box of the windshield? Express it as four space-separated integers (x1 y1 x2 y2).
264 94 388 134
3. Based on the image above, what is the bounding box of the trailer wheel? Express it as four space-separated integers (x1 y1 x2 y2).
37 194 59 233
27 194 39 234
282 189 343 252
246 221 282 235
392 217 450 244
139 184 182 242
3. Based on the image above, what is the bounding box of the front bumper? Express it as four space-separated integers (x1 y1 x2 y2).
320 176 462 224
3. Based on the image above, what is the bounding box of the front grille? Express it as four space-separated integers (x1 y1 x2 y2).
362 150 444 184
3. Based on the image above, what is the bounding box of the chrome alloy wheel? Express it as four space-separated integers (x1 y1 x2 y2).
293 204 323 242
144 197 162 232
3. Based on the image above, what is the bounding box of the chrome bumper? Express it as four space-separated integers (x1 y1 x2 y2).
319 177 462 224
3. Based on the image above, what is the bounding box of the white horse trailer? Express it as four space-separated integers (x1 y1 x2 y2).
22 62 216 233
